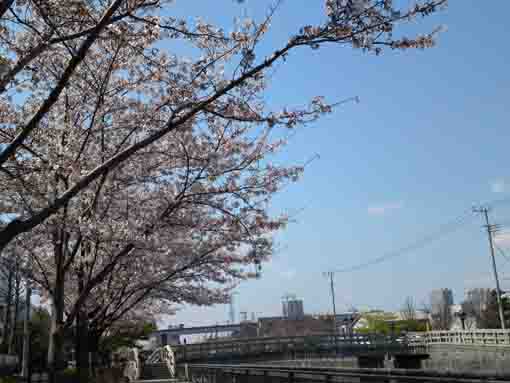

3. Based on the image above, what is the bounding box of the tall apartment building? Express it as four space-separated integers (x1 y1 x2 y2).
465 288 491 317
282 298 304 320
430 288 454 315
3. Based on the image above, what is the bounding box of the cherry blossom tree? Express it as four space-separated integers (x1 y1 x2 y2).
0 0 447 253
15 88 309 380
0 1 448 381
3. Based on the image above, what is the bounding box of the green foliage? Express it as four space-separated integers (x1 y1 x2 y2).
30 307 51 370
55 367 79 383
356 312 427 335
8 306 52 372
356 312 398 335
62 367 77 376
99 320 157 354
0 377 17 383
398 319 428 332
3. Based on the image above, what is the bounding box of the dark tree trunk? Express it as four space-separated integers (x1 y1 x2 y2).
89 330 102 374
1 265 13 353
8 260 20 354
48 230 66 383
76 263 90 383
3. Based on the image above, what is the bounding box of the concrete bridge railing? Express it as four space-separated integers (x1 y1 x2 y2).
417 330 510 347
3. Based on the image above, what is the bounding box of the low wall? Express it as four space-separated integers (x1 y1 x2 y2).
246 345 510 374
424 344 510 374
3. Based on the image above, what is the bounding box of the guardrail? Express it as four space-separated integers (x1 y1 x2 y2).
422 330 510 347
181 363 510 383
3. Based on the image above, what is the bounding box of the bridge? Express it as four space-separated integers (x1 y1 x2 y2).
171 333 421 363
140 330 510 382
152 314 361 346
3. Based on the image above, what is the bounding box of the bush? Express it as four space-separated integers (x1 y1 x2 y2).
55 368 79 383
62 367 77 376
0 377 18 383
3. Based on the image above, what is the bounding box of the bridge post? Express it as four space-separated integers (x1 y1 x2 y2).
357 354 385 368
393 353 429 369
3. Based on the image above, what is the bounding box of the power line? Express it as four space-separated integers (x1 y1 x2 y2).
496 245 510 263
484 196 510 209
331 210 474 273
327 196 510 274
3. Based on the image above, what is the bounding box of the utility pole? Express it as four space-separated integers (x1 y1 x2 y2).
228 292 238 324
323 271 338 354
474 206 506 329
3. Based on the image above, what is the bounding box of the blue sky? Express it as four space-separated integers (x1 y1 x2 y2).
163 1 510 327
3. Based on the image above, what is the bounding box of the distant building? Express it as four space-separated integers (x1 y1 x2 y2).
429 289 454 330
283 299 304 320
238 321 258 338
465 288 491 317
394 310 430 321
430 288 454 315
258 315 331 337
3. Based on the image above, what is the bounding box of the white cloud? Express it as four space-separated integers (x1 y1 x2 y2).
281 269 296 280
367 201 404 216
491 179 507 193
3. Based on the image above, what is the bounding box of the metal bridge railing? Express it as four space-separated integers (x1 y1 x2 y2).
181 363 510 383
173 333 418 362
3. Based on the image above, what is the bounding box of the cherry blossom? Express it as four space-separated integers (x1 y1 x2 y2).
0 1 447 381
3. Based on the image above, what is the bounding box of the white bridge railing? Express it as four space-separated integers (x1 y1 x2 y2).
416 330 510 347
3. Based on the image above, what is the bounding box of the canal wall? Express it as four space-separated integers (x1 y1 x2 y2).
424 344 510 374
262 345 510 374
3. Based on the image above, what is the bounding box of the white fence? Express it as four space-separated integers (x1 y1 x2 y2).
419 330 510 347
